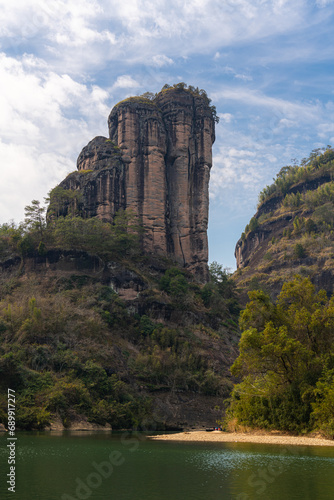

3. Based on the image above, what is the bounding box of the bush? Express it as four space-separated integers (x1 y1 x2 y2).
311 368 334 438
16 406 51 430
305 218 317 234
293 243 306 259
249 217 259 232
258 147 334 206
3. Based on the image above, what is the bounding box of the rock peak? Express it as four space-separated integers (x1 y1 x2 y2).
51 84 216 281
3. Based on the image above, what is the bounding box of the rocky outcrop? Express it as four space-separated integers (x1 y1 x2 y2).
235 172 334 270
233 166 334 301
235 214 293 269
77 136 122 172
52 87 216 281
108 98 169 258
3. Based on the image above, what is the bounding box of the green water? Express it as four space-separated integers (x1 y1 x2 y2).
0 432 334 500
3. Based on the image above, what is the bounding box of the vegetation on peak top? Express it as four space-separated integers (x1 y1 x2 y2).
258 146 334 208
156 83 219 123
239 147 334 242
113 95 159 109
114 83 219 123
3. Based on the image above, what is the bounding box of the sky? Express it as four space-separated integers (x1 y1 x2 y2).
1 0 334 270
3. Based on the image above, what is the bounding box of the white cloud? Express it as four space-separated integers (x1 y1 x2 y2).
0 52 111 224
112 75 140 89
222 66 253 81
0 140 73 223
54 28 116 48
317 123 334 139
139 0 306 56
151 54 174 67
278 118 296 128
210 128 269 206
219 113 233 123
213 86 323 123
0 0 315 75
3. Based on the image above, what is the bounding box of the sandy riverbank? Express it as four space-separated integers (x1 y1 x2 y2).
149 430 334 447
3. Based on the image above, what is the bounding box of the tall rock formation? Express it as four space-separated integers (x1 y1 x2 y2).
50 85 216 281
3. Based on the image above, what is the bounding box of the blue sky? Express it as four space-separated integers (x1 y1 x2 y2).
1 0 334 269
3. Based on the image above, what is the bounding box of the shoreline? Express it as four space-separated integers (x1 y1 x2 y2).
149 430 334 447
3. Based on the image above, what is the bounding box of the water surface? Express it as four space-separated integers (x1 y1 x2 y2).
0 432 333 499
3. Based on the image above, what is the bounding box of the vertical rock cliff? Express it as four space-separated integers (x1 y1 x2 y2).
51 86 216 281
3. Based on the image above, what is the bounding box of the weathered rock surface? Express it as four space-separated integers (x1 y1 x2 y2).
235 173 334 271
53 87 216 281
233 171 334 301
77 136 122 172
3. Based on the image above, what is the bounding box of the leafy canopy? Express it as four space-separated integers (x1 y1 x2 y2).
227 276 334 435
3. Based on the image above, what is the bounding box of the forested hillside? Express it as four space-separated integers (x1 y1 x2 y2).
0 205 240 430
226 276 334 438
228 147 334 438
234 147 334 301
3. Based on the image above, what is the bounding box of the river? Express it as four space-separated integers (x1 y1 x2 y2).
0 432 333 499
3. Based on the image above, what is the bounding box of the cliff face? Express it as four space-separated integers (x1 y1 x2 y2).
233 150 334 301
0 249 238 430
53 88 215 281
57 137 126 221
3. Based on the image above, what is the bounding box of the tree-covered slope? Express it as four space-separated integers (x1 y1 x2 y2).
226 148 334 438
0 209 240 431
234 147 334 300
225 276 334 438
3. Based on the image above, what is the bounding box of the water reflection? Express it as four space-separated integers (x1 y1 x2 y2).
187 442 334 500
0 433 333 500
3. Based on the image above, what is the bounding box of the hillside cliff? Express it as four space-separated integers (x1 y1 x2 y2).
234 148 334 299
51 85 216 282
0 244 239 430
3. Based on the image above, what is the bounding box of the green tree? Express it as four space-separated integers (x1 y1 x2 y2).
111 209 142 254
0 222 24 257
159 268 189 298
305 218 317 233
47 186 82 218
312 366 334 437
46 209 142 257
140 92 156 100
227 276 334 433
293 243 306 259
24 200 46 238
201 262 239 315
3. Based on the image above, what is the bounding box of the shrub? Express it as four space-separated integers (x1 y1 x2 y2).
305 218 317 234
293 243 306 259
